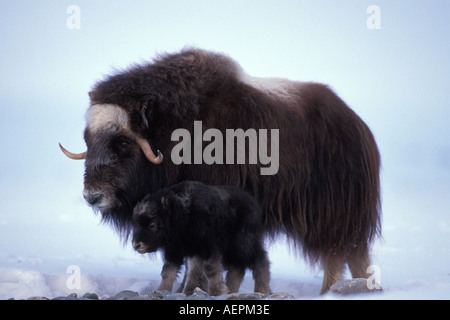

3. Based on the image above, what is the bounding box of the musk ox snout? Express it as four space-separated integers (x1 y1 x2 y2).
83 189 103 206
132 240 149 254
82 188 113 210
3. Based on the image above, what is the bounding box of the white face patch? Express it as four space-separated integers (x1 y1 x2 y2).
85 104 131 134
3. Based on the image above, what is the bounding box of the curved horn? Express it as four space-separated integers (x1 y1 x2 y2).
135 136 163 165
59 143 87 160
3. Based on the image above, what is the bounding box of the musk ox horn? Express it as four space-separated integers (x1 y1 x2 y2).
135 136 163 165
59 143 87 160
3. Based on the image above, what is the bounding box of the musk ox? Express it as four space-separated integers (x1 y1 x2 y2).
60 48 381 293
131 180 271 295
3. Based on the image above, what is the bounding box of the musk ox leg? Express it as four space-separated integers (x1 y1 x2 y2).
175 258 188 293
252 251 271 293
176 270 186 293
203 255 229 296
182 256 208 295
347 249 371 279
158 261 181 292
320 253 346 294
225 267 246 293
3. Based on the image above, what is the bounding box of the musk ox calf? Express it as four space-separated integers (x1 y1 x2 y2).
131 181 271 296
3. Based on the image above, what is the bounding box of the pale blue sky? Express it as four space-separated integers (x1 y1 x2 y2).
0 0 449 271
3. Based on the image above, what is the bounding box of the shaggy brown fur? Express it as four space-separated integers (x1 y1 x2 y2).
81 48 381 293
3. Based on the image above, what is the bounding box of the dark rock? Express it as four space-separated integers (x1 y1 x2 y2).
27 296 50 300
81 292 99 300
114 290 139 300
265 292 295 300
125 295 153 300
330 278 383 295
52 296 78 300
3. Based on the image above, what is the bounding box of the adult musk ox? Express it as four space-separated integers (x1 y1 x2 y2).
60 48 381 294
131 181 271 295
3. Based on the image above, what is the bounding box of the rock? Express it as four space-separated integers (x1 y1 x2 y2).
81 292 99 300
225 292 268 300
188 287 211 300
330 278 382 295
147 290 170 300
114 290 139 300
12 286 318 300
52 296 78 300
265 292 295 300
164 292 187 300
126 295 153 300
27 296 50 300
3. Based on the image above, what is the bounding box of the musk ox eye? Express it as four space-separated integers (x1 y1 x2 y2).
113 137 131 150
119 140 130 148
149 222 157 231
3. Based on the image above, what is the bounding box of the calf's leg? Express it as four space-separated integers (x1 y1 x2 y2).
252 249 271 293
182 256 208 295
158 261 181 292
203 254 229 296
225 267 246 293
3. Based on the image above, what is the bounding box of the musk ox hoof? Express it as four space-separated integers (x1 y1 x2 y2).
330 278 382 295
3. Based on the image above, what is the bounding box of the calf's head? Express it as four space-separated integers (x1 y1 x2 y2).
131 195 168 253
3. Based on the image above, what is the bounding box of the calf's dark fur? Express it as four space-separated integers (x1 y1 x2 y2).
132 181 271 295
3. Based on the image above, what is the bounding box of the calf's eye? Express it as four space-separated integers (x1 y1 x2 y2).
149 222 157 231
